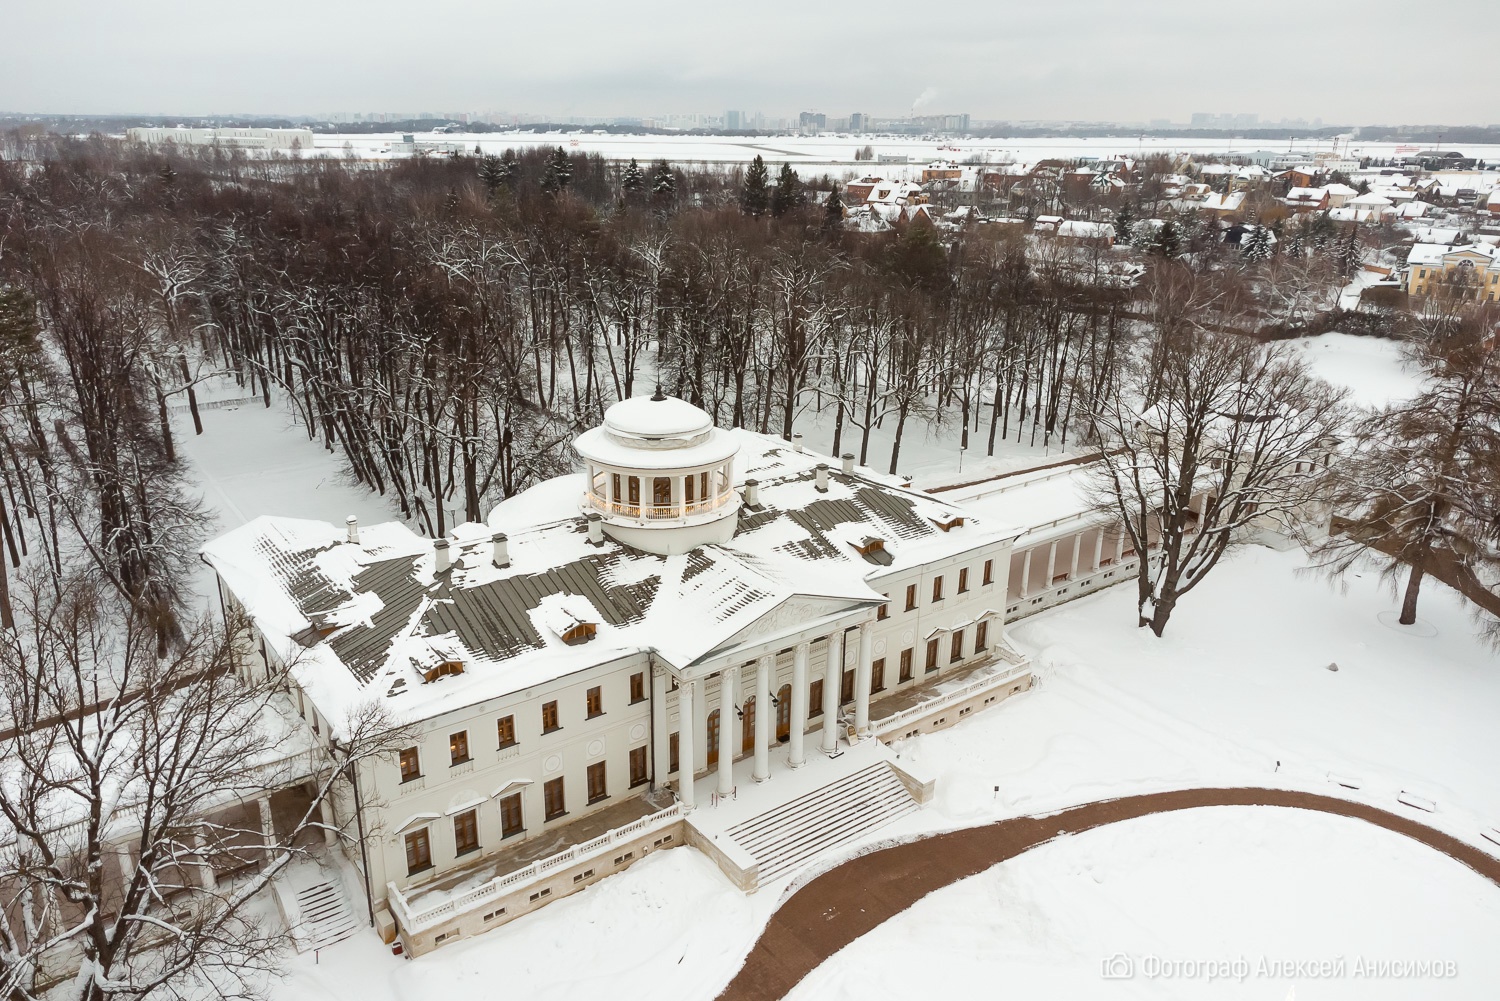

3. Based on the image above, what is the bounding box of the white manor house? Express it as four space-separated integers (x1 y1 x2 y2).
203 393 1186 956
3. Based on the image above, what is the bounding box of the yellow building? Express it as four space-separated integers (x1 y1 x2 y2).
1406 243 1500 302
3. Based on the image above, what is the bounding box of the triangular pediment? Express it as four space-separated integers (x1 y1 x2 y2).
698 594 872 663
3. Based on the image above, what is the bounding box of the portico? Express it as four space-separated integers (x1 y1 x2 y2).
656 608 881 811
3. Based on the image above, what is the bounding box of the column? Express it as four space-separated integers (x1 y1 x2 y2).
257 795 275 866
604 469 615 511
1115 528 1126 563
1020 549 1032 596
717 666 737 796
1045 541 1058 586
789 641 810 768
1092 528 1104 571
819 631 843 753
670 474 681 517
318 798 338 847
651 666 669 788
1070 532 1082 579
753 654 772 782
195 826 217 890
853 622 874 737
677 679 696 810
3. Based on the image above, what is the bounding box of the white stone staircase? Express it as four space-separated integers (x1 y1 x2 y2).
723 763 919 884
290 878 358 952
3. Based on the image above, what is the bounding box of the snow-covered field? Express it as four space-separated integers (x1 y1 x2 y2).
789 807 1500 1001
1289 333 1419 409
314 132 1500 174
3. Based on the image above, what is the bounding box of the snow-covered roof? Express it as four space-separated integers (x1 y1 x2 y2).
202 429 1016 730
1408 242 1497 267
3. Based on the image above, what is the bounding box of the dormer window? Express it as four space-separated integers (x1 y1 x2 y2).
423 660 465 683
559 622 597 646
852 536 893 566
932 515 965 533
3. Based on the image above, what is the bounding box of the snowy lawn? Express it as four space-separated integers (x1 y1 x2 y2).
788 807 1500 1001
893 545 1500 848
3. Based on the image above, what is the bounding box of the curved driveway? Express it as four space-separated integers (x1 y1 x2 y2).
715 787 1500 1000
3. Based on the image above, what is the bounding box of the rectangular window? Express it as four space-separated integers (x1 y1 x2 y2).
629 745 648 787
899 648 913 683
454 809 479 856
905 584 917 611
399 747 421 783
587 762 608 804
950 631 964 663
669 731 680 773
542 700 560 733
809 678 824 717
630 672 646 704
497 715 516 748
872 657 886 693
404 828 432 875
975 620 989 652
958 568 969 593
983 559 994 585
925 638 940 673
841 667 855 705
500 792 524 837
449 730 470 766
877 600 889 621
544 777 566 821
586 686 604 718
932 576 944 602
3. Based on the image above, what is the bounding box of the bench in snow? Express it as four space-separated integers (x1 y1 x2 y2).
1481 828 1500 849
1397 791 1437 813
1327 772 1363 790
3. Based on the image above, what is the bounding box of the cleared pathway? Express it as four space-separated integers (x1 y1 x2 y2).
715 786 1500 1001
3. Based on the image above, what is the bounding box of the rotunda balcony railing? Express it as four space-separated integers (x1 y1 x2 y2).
585 488 736 521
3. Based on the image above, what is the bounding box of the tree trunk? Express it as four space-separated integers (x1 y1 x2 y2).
1399 562 1425 626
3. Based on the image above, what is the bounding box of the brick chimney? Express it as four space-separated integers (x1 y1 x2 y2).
492 532 510 568
815 463 829 492
433 538 451 574
345 515 360 544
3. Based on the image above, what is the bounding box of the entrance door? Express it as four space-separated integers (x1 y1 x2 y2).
741 697 756 754
776 685 792 741
706 709 720 767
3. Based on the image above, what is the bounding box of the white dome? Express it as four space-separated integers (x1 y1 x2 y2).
603 392 713 442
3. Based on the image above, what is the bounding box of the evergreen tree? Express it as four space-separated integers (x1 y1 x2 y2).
621 158 645 199
1307 210 1336 249
1334 226 1362 278
740 155 770 217
650 160 677 212
1113 201 1135 243
478 154 507 195
541 146 572 195
1242 225 1272 263
1154 219 1180 258
499 148 518 188
824 183 845 231
770 162 803 218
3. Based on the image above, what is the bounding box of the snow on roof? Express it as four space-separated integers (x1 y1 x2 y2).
1409 242 1497 266
202 429 1016 730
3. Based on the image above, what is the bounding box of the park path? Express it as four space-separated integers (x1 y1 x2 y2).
715 786 1500 1000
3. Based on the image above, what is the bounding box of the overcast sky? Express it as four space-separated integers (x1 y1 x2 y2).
6 0 1494 125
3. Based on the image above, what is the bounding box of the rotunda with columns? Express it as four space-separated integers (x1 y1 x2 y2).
572 389 741 556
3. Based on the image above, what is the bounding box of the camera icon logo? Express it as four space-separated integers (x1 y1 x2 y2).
1101 953 1135 979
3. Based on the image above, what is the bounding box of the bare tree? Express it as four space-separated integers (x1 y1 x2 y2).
1086 272 1347 635
1311 322 1500 631
0 569 401 1001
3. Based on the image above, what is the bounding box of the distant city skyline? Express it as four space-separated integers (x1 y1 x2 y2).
5 1 1494 126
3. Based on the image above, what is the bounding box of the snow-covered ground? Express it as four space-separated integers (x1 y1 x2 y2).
1288 333 1420 409
313 132 1500 175
789 807 1500 1001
